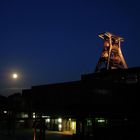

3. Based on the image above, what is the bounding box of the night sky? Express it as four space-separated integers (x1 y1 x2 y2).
0 0 140 96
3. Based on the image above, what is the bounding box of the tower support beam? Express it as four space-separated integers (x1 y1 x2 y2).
95 32 128 72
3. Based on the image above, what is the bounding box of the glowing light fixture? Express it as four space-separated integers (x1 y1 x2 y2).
42 115 49 118
24 114 28 118
45 118 50 123
97 119 105 123
58 124 62 131
71 122 75 130
95 118 108 127
4 110 7 114
33 112 35 118
21 113 28 118
58 118 62 123
71 121 76 134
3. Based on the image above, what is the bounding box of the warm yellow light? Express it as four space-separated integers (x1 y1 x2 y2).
71 121 76 134
71 122 75 130
97 119 105 123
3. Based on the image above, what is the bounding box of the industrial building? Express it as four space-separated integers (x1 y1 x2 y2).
0 32 139 139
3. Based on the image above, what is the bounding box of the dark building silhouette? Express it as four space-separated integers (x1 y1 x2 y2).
20 67 139 139
1 32 139 139
1 69 139 140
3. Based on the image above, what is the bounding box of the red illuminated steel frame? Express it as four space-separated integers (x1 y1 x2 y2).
95 32 128 72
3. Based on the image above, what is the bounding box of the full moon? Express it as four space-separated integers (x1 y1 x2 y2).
12 73 18 79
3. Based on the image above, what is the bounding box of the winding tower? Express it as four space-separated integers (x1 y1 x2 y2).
95 32 128 72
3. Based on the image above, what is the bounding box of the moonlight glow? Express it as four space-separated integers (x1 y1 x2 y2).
12 73 18 79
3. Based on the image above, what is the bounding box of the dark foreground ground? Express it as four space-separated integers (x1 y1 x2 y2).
0 129 73 140
0 128 138 140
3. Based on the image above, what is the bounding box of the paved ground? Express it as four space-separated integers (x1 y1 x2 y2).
0 129 73 140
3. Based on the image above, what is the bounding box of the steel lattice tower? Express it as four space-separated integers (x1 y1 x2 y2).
95 32 128 72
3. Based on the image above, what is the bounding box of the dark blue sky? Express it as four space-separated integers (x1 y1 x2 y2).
0 0 140 96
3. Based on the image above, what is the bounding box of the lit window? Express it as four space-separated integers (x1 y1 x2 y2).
58 118 62 123
97 119 105 123
33 112 35 118
95 118 107 127
21 113 28 118
71 121 76 134
42 115 50 118
4 110 7 114
58 124 62 131
19 120 25 123
87 119 92 126
45 118 50 123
